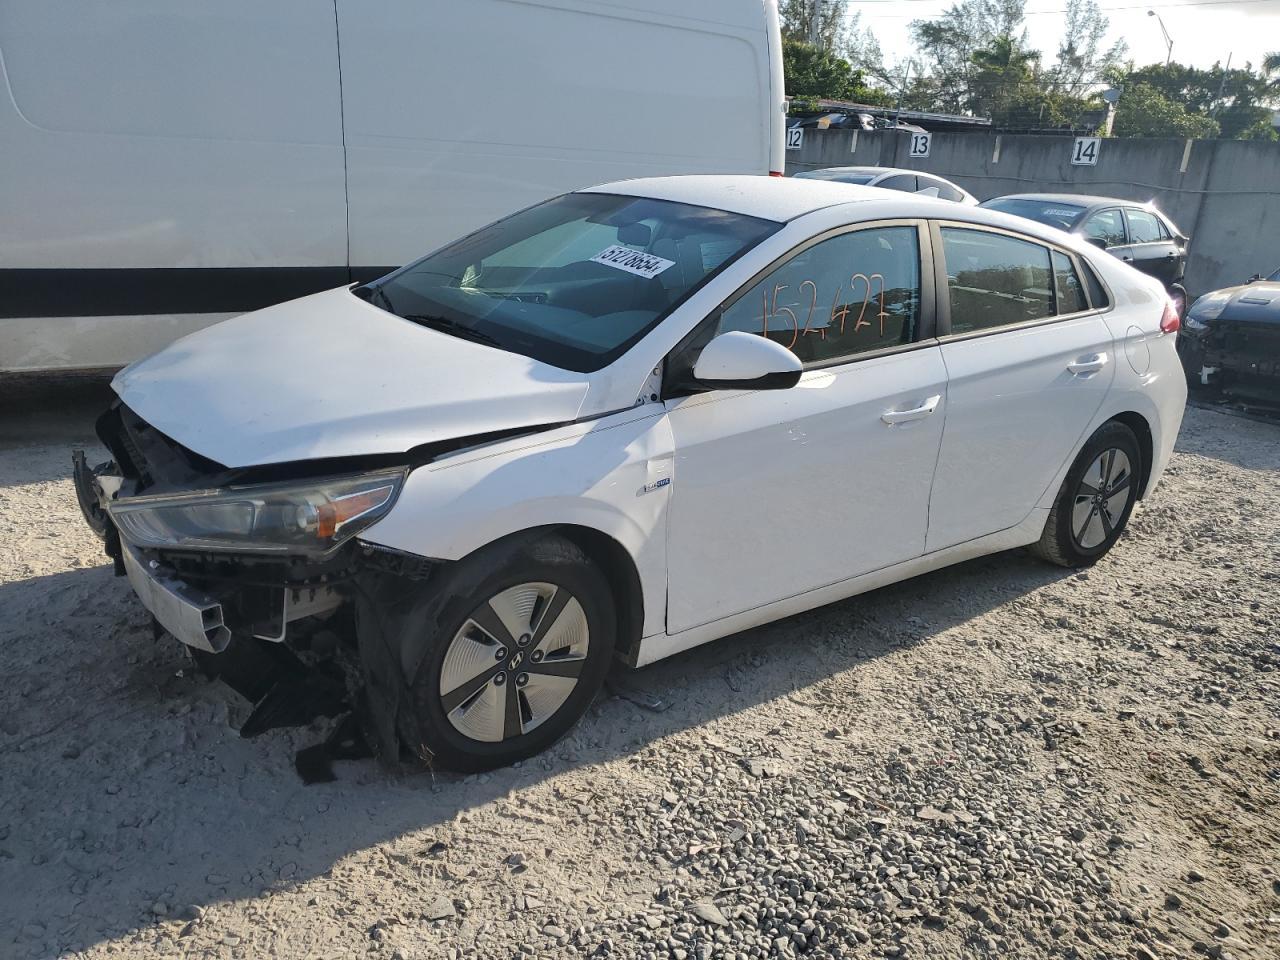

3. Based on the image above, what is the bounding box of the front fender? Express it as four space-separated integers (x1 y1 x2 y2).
359 406 674 638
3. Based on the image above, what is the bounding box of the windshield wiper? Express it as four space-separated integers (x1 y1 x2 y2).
356 284 397 313
401 314 503 348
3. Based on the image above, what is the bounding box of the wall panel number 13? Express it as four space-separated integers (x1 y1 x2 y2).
1072 137 1100 166
908 132 931 158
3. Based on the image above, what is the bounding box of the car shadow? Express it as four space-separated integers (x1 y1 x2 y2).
0 542 1077 955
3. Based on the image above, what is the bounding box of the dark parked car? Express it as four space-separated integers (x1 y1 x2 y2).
1178 267 1280 400
794 166 978 204
979 194 1190 316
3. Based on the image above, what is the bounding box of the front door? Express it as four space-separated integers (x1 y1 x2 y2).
927 226 1115 551
663 222 947 634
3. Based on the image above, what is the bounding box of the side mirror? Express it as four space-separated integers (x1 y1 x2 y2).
1085 237 1108 250
692 331 802 391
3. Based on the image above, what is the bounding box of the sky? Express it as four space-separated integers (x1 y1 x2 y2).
854 0 1280 77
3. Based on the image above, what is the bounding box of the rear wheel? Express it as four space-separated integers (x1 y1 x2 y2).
1030 422 1142 568
405 535 614 771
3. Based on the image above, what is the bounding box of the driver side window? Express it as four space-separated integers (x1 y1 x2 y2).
1082 209 1125 248
716 226 922 365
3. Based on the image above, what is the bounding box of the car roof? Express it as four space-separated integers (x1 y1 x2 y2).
582 175 883 222
988 193 1154 210
581 176 1109 253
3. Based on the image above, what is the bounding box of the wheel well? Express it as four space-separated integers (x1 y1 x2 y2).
1108 412 1154 498
553 525 645 667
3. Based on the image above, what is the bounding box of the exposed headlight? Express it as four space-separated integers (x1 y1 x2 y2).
1186 291 1231 327
108 469 407 556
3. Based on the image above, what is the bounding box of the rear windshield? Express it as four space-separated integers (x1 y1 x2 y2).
794 170 878 185
364 193 779 373
1270 267 1280 281
980 198 1087 232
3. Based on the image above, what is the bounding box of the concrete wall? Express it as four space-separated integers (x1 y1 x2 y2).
786 130 1280 296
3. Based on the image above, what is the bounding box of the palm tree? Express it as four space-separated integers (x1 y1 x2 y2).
1265 52 1280 93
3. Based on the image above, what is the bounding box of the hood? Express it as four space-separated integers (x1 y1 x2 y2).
1215 281 1280 326
113 288 591 468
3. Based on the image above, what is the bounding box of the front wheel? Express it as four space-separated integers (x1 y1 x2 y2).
1030 422 1142 568
405 535 615 771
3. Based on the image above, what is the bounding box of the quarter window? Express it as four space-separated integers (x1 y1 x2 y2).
941 228 1053 333
1052 251 1088 314
1082 209 1126 248
1125 209 1166 244
717 226 922 364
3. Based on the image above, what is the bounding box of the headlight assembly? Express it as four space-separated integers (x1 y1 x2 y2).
108 469 407 556
1186 291 1231 327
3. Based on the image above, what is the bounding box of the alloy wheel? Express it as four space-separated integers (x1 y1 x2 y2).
1071 448 1132 550
438 582 590 743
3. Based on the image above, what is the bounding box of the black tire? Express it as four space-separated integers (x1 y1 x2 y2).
400 534 614 772
1169 283 1188 320
1030 421 1142 568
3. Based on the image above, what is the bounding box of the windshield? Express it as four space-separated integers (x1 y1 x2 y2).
363 193 780 372
794 170 878 185
979 198 1086 232
1270 267 1280 282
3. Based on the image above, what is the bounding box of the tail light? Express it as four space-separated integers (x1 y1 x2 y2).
1159 298 1180 334
769 170 784 177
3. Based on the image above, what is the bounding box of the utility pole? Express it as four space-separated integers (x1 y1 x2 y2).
1213 52 1232 118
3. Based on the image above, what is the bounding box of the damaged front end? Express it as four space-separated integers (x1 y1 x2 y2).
72 403 438 757
1180 282 1280 404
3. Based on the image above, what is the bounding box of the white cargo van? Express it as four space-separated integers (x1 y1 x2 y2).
0 0 785 372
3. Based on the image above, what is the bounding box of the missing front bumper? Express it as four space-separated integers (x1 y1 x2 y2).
120 540 232 653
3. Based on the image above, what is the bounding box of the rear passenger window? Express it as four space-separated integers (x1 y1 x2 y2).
941 228 1053 333
877 174 918 192
1052 251 1088 314
718 226 921 365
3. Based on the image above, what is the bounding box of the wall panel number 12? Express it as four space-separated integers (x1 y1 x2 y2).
1072 137 1100 166
785 127 804 151
908 132 931 158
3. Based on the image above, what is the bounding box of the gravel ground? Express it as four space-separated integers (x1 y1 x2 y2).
1 394 1278 960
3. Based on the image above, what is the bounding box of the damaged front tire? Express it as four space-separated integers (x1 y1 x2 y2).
356 534 614 772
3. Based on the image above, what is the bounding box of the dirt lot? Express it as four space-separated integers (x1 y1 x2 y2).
1 383 1278 960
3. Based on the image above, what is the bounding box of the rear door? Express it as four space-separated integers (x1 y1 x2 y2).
927 225 1114 551
1123 207 1180 287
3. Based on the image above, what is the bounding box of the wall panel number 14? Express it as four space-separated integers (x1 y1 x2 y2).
1072 137 1100 166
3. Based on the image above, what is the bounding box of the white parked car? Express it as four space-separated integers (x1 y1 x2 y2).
75 176 1187 770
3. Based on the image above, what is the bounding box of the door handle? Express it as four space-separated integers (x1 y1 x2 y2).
1067 353 1109 376
1121 255 1133 261
881 394 941 425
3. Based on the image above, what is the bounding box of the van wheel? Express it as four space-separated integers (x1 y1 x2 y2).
406 535 614 772
1030 422 1142 568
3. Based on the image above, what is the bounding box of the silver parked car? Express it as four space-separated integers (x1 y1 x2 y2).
793 166 978 204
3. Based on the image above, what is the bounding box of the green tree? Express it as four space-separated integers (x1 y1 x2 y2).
910 0 1029 113
782 39 889 106
1050 0 1126 98
1111 82 1220 139
1111 62 1277 140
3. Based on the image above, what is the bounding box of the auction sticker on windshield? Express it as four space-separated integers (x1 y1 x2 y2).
591 245 676 279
